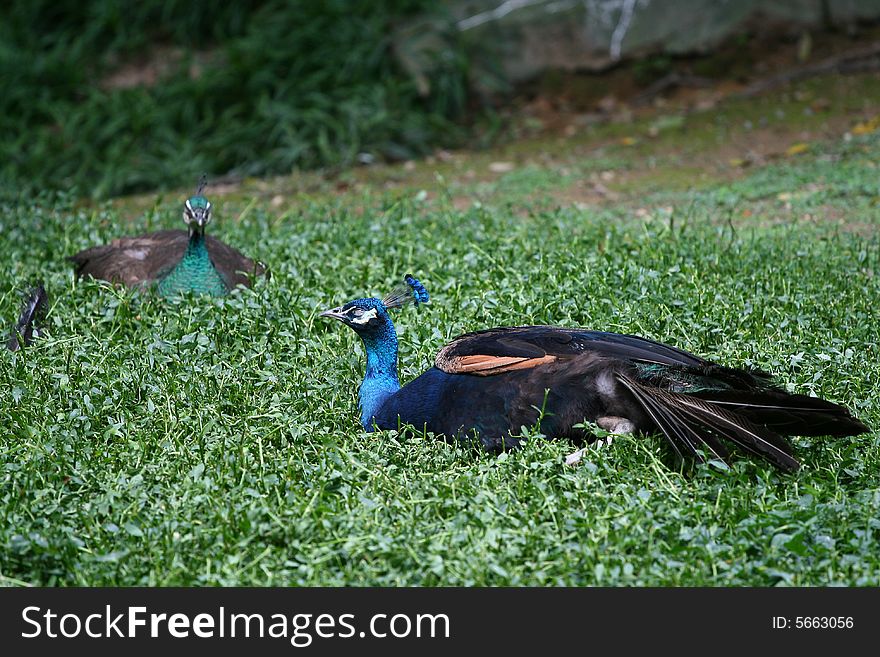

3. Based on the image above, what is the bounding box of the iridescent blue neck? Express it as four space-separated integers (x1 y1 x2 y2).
357 317 400 430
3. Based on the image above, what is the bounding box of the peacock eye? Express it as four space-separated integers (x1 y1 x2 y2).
347 306 379 325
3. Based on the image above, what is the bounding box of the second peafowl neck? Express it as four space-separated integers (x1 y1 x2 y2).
158 230 227 297
357 317 401 430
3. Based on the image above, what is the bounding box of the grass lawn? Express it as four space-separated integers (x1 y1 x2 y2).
1 77 879 586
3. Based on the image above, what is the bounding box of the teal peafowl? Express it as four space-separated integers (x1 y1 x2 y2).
321 276 868 472
70 179 265 297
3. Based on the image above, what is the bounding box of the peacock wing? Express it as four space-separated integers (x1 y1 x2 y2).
70 230 189 288
204 236 266 289
434 325 711 376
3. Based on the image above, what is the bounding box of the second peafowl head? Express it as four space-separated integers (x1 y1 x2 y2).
183 194 213 231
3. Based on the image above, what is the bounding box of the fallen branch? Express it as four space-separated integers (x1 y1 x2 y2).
632 72 714 106
735 41 880 98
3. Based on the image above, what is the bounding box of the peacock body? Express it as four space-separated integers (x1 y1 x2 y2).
322 277 868 472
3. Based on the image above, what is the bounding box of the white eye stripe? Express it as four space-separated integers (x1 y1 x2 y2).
350 307 378 325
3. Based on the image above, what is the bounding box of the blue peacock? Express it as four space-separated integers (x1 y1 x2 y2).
321 275 868 471
70 178 265 297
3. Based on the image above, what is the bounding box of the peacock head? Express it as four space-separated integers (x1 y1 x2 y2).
183 176 213 232
320 274 429 339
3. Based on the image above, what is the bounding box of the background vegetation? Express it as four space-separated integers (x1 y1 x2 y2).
0 0 466 198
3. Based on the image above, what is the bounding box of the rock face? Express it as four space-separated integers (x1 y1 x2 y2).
393 0 880 94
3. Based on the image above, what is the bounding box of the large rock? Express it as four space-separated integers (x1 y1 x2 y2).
394 0 880 94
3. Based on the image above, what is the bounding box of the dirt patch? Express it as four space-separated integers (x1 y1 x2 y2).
508 25 880 133
100 46 219 90
107 30 880 227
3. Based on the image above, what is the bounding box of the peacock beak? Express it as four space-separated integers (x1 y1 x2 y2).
319 307 347 322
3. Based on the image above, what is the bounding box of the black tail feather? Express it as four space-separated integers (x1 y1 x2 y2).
692 390 869 437
671 394 800 471
7 282 48 352
618 373 800 471
619 375 729 463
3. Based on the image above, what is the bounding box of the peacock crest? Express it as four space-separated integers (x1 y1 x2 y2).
381 274 429 311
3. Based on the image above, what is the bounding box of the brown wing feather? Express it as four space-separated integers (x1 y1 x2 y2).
435 325 709 377
203 235 265 289
70 230 189 287
70 229 265 289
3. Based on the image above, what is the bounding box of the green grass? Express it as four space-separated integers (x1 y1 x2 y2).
1 122 880 586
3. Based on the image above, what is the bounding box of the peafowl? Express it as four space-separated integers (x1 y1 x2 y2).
321 276 868 471
70 178 265 297
7 283 48 352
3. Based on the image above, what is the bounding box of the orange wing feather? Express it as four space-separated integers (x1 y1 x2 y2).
444 354 557 376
